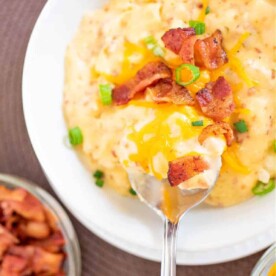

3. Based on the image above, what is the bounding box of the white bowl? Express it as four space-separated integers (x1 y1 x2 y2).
22 0 276 265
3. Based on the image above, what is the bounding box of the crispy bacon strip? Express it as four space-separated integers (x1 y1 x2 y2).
1 195 45 222
147 78 195 105
161 28 196 54
0 186 45 222
18 221 51 240
198 122 234 146
112 62 172 105
8 246 64 275
0 225 18 259
168 156 209 187
196 76 235 121
0 255 29 276
0 187 26 202
194 29 228 70
178 36 197 64
29 231 65 253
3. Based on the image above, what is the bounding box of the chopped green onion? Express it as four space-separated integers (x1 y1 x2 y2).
129 188 137 196
95 179 104 188
99 84 112 105
273 140 276 153
252 179 275 196
175 64 200 86
192 120 204 127
144 36 165 57
153 45 165 57
144 36 157 50
205 6 210 15
93 170 104 179
189 20 206 35
68 127 83 146
234 120 248 133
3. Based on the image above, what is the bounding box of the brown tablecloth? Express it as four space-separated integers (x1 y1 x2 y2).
0 1 266 275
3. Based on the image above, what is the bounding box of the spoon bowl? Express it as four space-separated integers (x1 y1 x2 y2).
128 169 218 276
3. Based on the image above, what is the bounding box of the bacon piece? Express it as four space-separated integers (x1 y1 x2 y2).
198 122 234 146
29 231 65 253
1 193 45 222
161 28 196 54
0 186 26 202
178 36 197 64
8 246 64 275
147 78 195 105
0 225 18 258
194 29 228 70
18 221 51 240
44 208 58 232
168 156 209 187
0 186 45 222
196 76 235 121
113 62 172 105
0 255 29 276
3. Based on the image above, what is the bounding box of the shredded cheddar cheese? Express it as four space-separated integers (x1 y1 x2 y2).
228 32 250 56
187 70 211 95
91 41 160 85
228 33 259 87
127 101 213 178
222 145 251 174
229 57 259 87
211 32 258 87
197 0 209 22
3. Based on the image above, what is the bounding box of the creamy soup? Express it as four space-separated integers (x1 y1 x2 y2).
63 0 276 206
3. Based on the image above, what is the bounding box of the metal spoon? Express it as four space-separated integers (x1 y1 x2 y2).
128 168 219 276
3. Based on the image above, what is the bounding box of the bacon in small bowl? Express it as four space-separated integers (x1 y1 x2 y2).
0 176 80 276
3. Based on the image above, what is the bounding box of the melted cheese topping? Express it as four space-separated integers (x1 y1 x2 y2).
118 101 226 191
126 102 213 179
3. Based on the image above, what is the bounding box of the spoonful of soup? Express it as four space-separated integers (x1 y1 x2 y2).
125 135 223 276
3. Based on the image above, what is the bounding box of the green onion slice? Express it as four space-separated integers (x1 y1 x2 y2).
99 84 113 105
144 36 165 57
93 170 104 179
95 179 104 188
153 45 165 57
68 127 83 146
252 179 275 196
175 64 200 86
234 120 248 133
189 20 206 35
144 36 157 50
205 6 210 15
273 140 276 153
129 187 137 196
192 120 204 126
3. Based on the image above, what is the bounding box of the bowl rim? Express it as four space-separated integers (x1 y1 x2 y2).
0 173 82 276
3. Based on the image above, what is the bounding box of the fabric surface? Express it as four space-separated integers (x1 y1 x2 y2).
0 1 265 275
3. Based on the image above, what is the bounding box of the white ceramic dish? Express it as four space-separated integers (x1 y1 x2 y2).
22 0 276 265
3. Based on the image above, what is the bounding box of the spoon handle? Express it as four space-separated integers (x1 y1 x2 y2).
161 219 179 276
